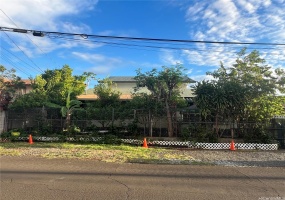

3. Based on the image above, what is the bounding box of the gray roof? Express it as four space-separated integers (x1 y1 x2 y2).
109 76 136 82
109 76 195 83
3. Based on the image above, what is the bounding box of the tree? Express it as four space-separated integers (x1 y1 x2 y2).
0 65 25 110
86 78 122 128
194 48 285 138
130 93 164 137
36 65 87 105
10 66 94 111
93 78 121 107
246 95 285 122
82 72 96 94
208 48 285 99
193 80 248 137
134 64 190 137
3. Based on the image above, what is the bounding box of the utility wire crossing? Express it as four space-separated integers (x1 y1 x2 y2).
1 26 285 46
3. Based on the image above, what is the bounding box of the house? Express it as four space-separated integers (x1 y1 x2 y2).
77 76 195 101
0 79 32 111
76 76 196 136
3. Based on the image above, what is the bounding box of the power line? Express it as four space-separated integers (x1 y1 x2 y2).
52 35 285 58
1 31 44 73
2 26 284 57
1 26 284 67
1 46 43 73
1 26 285 46
0 9 59 69
0 53 31 76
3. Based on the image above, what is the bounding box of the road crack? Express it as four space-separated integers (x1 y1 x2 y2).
108 165 131 200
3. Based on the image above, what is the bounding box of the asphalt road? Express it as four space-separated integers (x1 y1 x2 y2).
1 156 284 200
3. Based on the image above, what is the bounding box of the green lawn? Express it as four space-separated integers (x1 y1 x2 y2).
0 142 201 164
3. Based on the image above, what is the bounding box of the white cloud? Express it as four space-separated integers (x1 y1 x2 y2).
236 0 256 14
72 52 122 65
72 52 125 76
159 50 184 65
189 74 216 82
9 44 34 58
0 0 99 57
61 23 92 34
89 66 113 75
186 69 193 74
182 0 285 72
0 0 98 31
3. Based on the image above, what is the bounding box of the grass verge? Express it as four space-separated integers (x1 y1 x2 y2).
0 142 204 165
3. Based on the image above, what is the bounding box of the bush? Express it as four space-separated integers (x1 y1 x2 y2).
0 131 11 139
97 134 122 145
243 125 274 144
180 124 215 142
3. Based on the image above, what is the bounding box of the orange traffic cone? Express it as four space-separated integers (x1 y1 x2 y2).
230 140 235 151
29 134 34 144
142 138 148 148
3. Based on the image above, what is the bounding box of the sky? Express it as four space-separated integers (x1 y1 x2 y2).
1 0 285 88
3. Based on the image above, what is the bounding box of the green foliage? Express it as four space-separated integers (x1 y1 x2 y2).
9 65 91 113
96 134 122 145
134 64 190 137
243 125 274 144
247 96 285 122
193 80 217 118
193 79 248 137
125 120 139 136
181 124 216 142
94 78 121 107
61 90 83 116
68 125 81 134
34 65 87 105
134 65 187 99
62 90 83 129
9 92 48 110
0 65 26 110
194 48 285 139
85 78 122 128
0 131 11 139
131 93 162 111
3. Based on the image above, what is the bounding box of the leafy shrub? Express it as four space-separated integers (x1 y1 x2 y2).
97 134 122 145
180 124 215 142
243 125 274 144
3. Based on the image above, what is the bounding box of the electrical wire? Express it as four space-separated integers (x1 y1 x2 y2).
0 9 60 70
1 26 285 65
51 35 285 59
1 46 44 74
49 34 285 56
1 26 285 46
1 31 44 73
0 53 31 76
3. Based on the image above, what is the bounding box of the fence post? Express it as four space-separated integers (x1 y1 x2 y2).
112 108 114 128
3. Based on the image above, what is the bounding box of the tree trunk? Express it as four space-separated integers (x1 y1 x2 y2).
148 110 153 137
165 100 173 137
215 114 219 137
66 114 71 130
